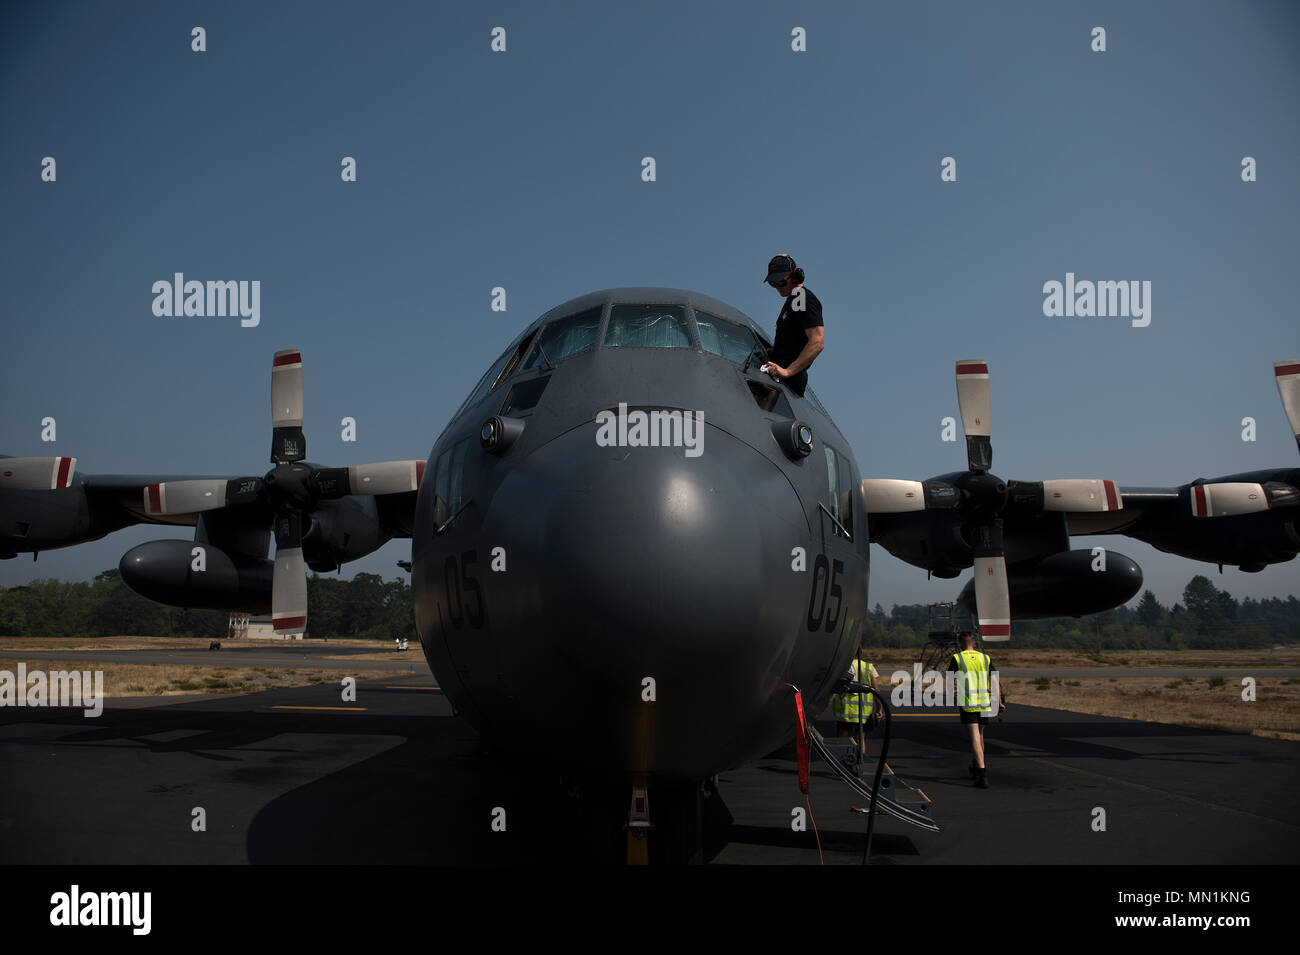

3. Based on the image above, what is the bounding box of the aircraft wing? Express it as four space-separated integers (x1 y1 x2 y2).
1063 472 1299 570
1062 486 1178 536
2 349 429 636
863 359 1300 637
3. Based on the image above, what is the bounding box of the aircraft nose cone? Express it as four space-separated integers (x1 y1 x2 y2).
478 421 810 778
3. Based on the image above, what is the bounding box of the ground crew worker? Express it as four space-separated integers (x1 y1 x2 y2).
832 655 882 757
947 631 1006 789
762 253 824 398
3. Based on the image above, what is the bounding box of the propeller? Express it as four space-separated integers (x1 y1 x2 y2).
141 349 425 636
1277 360 1300 458
0 456 77 490
1188 360 1300 518
951 360 1010 641
863 360 1125 642
861 478 958 513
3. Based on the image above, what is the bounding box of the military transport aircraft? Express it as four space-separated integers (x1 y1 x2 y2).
2 288 1297 860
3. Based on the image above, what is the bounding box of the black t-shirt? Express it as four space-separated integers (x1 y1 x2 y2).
770 287 824 370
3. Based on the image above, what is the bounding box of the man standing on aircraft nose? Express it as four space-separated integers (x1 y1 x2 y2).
763 253 825 398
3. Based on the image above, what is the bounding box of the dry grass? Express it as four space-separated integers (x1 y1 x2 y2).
867 647 1300 672
1000 675 1300 736
0 656 410 699
865 648 1300 737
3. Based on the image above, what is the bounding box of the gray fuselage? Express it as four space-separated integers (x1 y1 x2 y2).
411 288 868 783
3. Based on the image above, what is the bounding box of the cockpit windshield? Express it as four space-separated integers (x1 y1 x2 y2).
604 305 692 348
522 306 601 371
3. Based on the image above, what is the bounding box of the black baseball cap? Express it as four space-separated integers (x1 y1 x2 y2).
764 253 796 284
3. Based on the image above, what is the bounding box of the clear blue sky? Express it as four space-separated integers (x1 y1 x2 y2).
2 0 1297 610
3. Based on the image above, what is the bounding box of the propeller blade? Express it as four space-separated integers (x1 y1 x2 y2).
1186 482 1294 517
315 460 427 499
272 546 308 635
972 520 1010 641
861 478 959 513
271 350 306 464
142 478 263 516
955 360 992 472
1276 360 1300 457
272 510 307 635
0 456 76 490
1039 479 1123 512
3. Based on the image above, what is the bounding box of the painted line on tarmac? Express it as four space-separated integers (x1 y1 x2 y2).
271 705 367 712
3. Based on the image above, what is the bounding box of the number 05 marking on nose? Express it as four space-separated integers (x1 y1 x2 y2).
806 554 843 633
442 550 486 630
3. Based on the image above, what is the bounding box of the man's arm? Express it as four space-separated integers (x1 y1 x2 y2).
768 326 825 378
992 663 1008 709
785 326 824 375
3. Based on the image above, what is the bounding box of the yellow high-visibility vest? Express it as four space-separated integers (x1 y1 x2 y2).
953 650 991 711
832 659 877 722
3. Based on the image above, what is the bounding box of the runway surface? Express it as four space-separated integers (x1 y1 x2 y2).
0 673 1295 864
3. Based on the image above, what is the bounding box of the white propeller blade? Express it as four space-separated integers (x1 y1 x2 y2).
143 480 229 516
1190 482 1268 518
271 350 304 429
348 461 426 495
862 479 927 514
272 546 308 635
1275 360 1300 456
0 457 76 490
1041 479 1122 512
973 555 1011 642
955 360 991 438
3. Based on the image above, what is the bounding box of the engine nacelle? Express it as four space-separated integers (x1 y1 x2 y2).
872 506 1071 579
119 539 272 612
302 497 390 571
871 510 972 578
957 548 1143 620
1133 510 1300 572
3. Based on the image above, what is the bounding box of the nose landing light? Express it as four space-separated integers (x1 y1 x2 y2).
772 419 815 459
481 416 526 454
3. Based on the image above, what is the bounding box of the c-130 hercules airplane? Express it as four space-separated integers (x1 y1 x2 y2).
3 288 1298 861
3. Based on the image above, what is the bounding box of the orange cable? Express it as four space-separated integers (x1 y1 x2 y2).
805 791 824 865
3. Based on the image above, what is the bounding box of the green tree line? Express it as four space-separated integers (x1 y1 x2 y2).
861 575 1299 650
0 569 414 641
0 569 1293 649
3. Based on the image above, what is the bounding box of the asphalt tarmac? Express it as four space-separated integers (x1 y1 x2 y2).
1 667 1295 865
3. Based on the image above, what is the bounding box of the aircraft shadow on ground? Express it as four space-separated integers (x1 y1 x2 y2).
3 703 1284 863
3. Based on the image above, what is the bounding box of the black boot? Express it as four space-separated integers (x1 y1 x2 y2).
968 760 978 779
975 768 989 789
